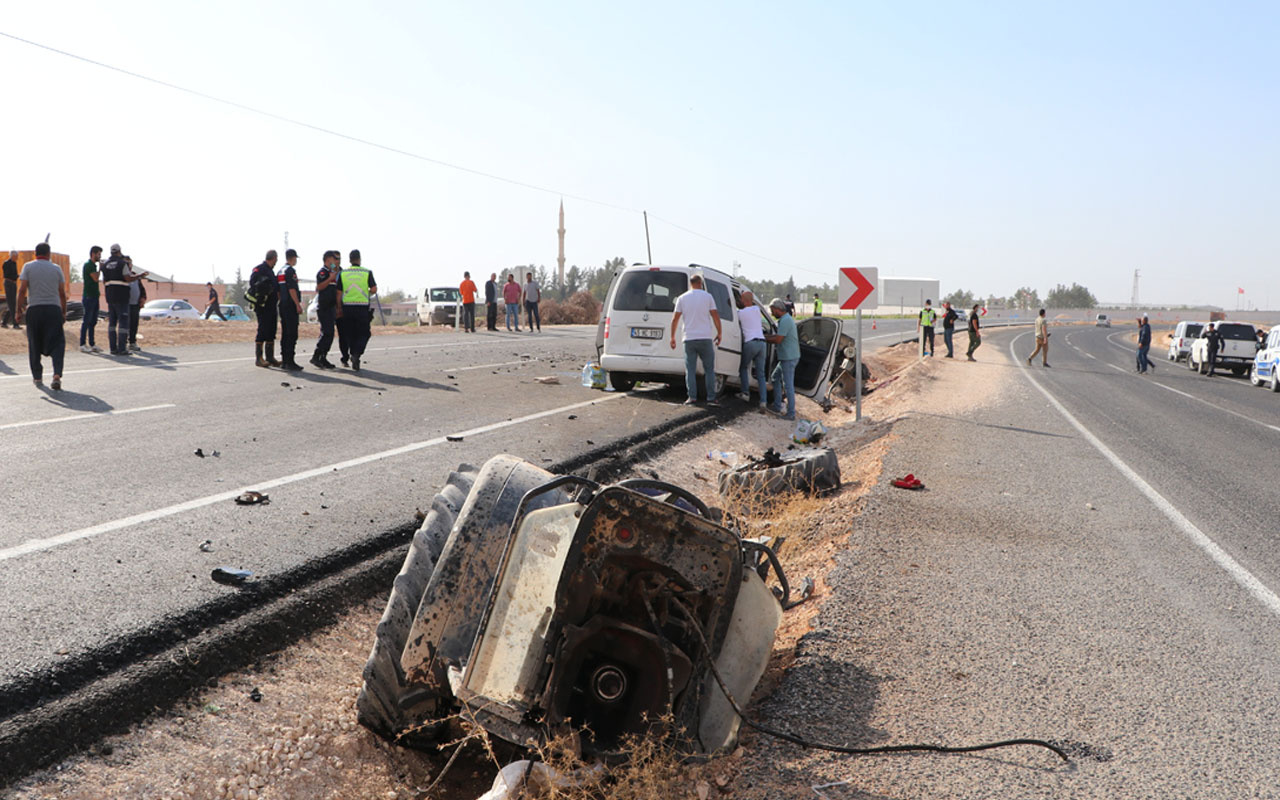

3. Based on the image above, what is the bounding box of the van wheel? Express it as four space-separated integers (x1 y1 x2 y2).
712 373 727 399
608 372 636 392
1270 370 1279 392
1232 365 1246 377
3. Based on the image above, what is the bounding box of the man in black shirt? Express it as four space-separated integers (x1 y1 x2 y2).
942 301 958 358
101 244 145 355
203 282 227 320
276 249 304 370
3 250 20 329
966 304 982 361
311 250 339 369
249 250 280 368
484 271 498 331
1204 323 1222 377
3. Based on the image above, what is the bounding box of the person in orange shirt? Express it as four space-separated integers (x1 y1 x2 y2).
459 271 478 332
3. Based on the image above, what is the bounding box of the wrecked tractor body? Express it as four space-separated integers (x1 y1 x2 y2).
358 455 782 756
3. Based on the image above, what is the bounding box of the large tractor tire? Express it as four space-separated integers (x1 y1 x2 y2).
717 447 841 499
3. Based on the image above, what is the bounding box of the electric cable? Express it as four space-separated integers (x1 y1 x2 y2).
669 598 1071 763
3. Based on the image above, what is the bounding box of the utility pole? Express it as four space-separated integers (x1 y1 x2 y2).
557 199 566 288
643 211 653 264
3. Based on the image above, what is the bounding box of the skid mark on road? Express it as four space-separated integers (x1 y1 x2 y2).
0 403 176 431
0 394 625 562
1010 333 1280 618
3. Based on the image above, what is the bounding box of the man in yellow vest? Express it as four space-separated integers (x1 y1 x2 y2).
336 249 377 371
917 299 937 357
813 293 823 317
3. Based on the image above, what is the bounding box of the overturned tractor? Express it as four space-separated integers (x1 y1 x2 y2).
357 455 788 755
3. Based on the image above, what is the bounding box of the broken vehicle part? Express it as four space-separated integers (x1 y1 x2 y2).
210 567 252 586
717 447 841 499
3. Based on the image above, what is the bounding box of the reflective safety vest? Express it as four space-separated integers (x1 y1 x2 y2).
341 265 371 305
813 298 823 315
920 307 937 326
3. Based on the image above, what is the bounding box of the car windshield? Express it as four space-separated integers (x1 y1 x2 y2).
430 288 459 302
143 300 172 309
1184 324 1203 337
1218 323 1255 340
613 271 688 312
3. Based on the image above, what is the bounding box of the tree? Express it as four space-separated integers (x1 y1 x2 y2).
1013 286 1040 310
225 268 249 312
1045 282 1097 309
381 288 408 303
943 288 976 308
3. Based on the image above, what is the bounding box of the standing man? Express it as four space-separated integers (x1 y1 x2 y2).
15 242 67 390
784 294 796 315
100 244 142 356
459 271 478 333
1204 323 1222 377
331 250 351 366
203 282 227 320
941 301 958 358
966 303 982 361
1136 314 1153 374
1027 308 1050 367
337 249 376 371
249 250 280 368
484 272 498 331
812 292 823 317
1 250 19 329
276 249 304 370
502 273 522 331
523 271 542 332
765 297 799 420
737 290 767 408
917 299 937 357
126 257 145 352
80 246 103 353
668 273 722 406
310 250 339 369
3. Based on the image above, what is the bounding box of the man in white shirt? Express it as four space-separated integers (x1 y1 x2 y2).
736 290 768 408
668 274 722 405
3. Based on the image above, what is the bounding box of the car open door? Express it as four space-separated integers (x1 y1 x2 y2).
794 317 845 398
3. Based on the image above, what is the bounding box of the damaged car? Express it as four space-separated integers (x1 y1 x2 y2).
358 455 794 756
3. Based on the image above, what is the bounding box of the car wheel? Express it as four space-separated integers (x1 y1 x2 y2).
1271 369 1279 393
712 373 727 400
608 372 636 392
1251 365 1262 387
1232 365 1246 377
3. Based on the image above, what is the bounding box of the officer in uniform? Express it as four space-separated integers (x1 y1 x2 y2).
812 292 823 317
1205 322 1222 377
333 249 351 366
100 244 144 355
276 248 304 370
310 250 339 369
337 249 376 371
917 298 937 357
250 250 280 368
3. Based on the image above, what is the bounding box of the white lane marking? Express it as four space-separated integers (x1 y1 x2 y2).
1107 363 1128 373
0 394 626 562
1150 382 1195 399
0 355 248 381
1009 334 1280 617
0 403 176 431
1085 352 1096 359
451 359 535 372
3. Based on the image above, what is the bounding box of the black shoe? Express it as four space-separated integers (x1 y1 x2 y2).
351 355 360 371
321 359 336 369
285 360 304 371
341 356 350 367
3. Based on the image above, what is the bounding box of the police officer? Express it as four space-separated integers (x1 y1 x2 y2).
1205 322 1222 377
311 250 339 369
337 249 376 371
276 248 304 370
812 292 823 317
250 250 280 368
332 249 351 367
917 299 937 357
101 244 145 356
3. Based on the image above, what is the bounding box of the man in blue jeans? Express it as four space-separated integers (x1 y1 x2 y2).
765 297 799 420
736 289 768 408
1136 314 1153 374
668 273 722 405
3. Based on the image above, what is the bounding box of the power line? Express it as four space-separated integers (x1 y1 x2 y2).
0 29 827 279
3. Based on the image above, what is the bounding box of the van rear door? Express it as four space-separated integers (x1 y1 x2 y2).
794 317 845 398
601 269 688 359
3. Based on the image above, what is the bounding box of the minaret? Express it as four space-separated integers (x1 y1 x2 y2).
557 199 566 286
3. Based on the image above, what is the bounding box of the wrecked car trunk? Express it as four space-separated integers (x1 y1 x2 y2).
358 455 783 756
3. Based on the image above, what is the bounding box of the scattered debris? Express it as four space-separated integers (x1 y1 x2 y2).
414 508 427 523
446 374 456 379
234 491 270 506
1085 502 1096 511
586 439 595 445
792 419 828 445
198 540 213 552
718 447 841 498
193 448 205 458
533 376 561 385
891 474 924 490
567 414 578 420
581 362 605 388
280 382 290 388
707 449 739 466
210 567 253 586
248 687 262 703
446 435 464 442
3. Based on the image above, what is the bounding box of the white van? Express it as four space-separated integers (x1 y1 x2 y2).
1167 320 1205 362
593 264 846 401
417 287 460 326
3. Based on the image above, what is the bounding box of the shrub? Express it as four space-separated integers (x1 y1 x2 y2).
541 291 602 325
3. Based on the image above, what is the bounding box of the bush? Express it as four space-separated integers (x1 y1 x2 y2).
541 291 602 325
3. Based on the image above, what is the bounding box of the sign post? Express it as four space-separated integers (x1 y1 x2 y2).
838 267 878 421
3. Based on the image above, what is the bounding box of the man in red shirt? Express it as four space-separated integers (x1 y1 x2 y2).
459 271 478 333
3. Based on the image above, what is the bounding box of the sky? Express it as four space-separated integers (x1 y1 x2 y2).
2 1 1276 309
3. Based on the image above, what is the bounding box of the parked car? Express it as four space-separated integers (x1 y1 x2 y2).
64 301 107 323
417 287 460 326
1166 320 1205 361
1250 327 1280 392
306 297 319 323
1095 314 1111 327
138 299 201 320
1189 321 1258 376
209 304 251 322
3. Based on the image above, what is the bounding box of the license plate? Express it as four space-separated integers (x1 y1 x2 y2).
630 327 663 339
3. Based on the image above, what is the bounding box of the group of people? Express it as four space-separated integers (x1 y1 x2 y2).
457 271 543 333
917 298 984 361
247 248 376 372
74 244 151 356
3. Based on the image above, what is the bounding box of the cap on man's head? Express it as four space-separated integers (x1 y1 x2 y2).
110 244 121 254
285 248 298 259
769 297 787 310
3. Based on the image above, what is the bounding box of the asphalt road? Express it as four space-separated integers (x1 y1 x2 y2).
0 325 702 691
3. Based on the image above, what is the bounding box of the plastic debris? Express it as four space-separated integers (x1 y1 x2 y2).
446 435 464 442
581 362 606 389
211 567 253 585
792 419 828 445
234 491 270 505
707 450 739 466
199 540 213 552
534 376 561 385
249 687 263 702
194 448 205 458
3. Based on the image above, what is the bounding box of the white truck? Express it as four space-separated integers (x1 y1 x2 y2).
1188 321 1259 377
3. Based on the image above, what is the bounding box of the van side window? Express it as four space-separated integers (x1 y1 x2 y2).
706 280 734 322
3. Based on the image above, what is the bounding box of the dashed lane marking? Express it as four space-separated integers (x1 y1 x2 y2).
0 403 176 431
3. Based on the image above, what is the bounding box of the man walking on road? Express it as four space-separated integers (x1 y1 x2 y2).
668 273 722 406
203 282 227 320
1136 314 1153 374
277 249 304 370
918 299 937 357
765 297 799 420
459 271 477 333
80 246 102 353
311 251 339 369
337 249 376 371
16 242 67 390
966 303 982 361
524 271 541 332
250 250 280 368
484 272 498 331
2 250 19 330
737 290 767 408
503 273 522 331
1204 323 1222 377
942 301 958 358
1027 308 1050 367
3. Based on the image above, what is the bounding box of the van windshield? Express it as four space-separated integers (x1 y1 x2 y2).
1218 323 1255 340
613 271 688 312
430 288 459 302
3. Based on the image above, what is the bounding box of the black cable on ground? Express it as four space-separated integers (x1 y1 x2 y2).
670 599 1070 763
